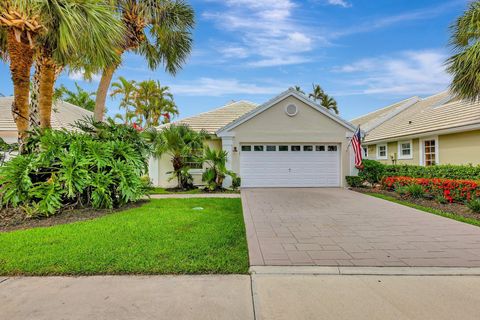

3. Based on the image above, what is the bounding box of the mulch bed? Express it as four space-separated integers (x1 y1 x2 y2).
0 201 148 233
351 187 480 222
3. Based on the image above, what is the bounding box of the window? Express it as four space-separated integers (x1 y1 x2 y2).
398 140 412 159
376 144 387 159
291 145 301 151
241 145 251 152
279 145 289 151
184 153 203 169
303 145 313 151
316 145 325 152
363 147 368 158
423 139 437 166
266 145 276 151
328 145 338 152
254 145 264 151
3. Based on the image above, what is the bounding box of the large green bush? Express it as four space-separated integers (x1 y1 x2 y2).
358 159 385 184
0 119 150 217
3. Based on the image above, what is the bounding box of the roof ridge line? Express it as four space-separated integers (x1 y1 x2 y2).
350 96 419 122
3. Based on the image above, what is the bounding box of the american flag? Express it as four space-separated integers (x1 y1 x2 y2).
351 127 363 169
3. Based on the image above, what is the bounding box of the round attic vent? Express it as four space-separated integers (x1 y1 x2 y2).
285 104 298 117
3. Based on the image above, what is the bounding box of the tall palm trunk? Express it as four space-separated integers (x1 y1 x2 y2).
6 29 34 148
38 55 56 128
94 65 117 121
29 61 41 128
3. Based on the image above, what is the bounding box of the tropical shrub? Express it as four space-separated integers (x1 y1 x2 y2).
231 173 241 190
382 176 480 203
200 146 236 191
467 198 480 213
0 119 150 217
406 184 425 198
358 159 385 184
346 176 363 188
144 124 207 190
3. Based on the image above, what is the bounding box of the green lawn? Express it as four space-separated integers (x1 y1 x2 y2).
367 193 480 227
0 199 249 276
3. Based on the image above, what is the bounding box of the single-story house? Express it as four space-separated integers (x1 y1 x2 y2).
351 91 480 166
149 89 359 188
0 96 93 144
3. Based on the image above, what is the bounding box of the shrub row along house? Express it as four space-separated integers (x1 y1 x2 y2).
149 89 359 188
352 91 480 166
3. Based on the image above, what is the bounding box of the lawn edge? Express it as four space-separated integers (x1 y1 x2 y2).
364 192 480 228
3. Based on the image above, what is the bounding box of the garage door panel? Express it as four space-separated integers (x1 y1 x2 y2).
240 144 340 187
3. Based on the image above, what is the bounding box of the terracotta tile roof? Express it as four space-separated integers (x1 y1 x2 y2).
162 100 258 134
0 96 93 131
360 91 480 143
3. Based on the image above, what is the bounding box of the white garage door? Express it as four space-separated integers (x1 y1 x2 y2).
240 144 341 187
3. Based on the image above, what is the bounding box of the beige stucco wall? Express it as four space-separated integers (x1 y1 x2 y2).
367 139 420 165
439 130 480 165
365 130 480 166
153 138 222 188
225 95 354 187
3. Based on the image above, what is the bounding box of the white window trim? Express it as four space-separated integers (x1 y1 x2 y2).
362 146 368 158
419 136 439 166
376 143 388 160
397 140 413 160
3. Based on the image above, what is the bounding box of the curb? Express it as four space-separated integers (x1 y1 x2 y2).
250 266 480 276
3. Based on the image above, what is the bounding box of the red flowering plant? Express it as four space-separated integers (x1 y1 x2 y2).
381 176 480 203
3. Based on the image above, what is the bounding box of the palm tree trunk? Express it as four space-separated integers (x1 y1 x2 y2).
94 65 117 121
29 61 41 128
38 56 56 129
6 29 34 148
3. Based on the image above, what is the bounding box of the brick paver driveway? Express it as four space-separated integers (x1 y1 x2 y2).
241 188 480 267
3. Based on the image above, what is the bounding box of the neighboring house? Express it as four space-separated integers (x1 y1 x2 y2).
351 91 480 166
149 89 358 188
0 96 93 144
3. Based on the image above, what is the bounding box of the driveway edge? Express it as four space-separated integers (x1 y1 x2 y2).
241 191 265 266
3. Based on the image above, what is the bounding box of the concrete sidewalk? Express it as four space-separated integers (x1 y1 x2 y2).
2 272 480 320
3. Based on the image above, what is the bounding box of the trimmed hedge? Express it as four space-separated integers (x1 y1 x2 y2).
359 160 480 183
384 164 480 180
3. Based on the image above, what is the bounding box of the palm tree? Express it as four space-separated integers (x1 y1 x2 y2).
56 83 96 111
200 146 232 190
112 78 178 128
293 86 305 94
0 2 44 145
308 83 340 114
94 0 195 121
111 77 137 112
319 93 339 114
308 84 325 102
134 80 178 127
446 2 480 101
34 0 123 128
144 124 207 189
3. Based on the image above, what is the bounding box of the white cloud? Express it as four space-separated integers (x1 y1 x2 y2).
68 70 101 83
169 78 284 96
327 0 351 8
204 0 316 67
334 50 451 96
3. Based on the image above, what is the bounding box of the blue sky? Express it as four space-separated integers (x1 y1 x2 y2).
0 0 468 121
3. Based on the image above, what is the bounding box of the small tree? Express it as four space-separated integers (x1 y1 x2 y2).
144 124 207 189
200 146 234 191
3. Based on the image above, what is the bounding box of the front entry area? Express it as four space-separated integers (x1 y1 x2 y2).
239 144 341 188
